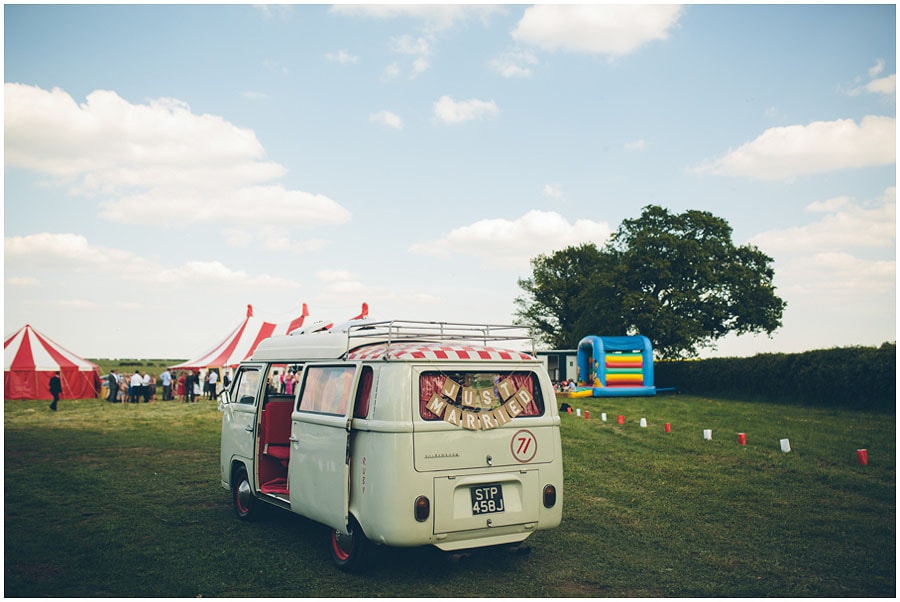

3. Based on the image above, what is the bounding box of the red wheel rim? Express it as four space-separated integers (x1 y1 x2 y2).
332 529 353 561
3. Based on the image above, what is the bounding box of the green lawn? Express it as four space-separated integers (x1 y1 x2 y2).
4 393 895 597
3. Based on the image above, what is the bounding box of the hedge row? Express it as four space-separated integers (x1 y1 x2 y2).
654 343 896 411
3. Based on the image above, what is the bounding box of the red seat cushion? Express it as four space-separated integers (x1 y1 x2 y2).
265 444 290 461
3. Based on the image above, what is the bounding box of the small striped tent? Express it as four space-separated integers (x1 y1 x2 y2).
4 324 101 400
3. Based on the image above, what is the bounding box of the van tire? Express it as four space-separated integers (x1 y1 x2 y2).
232 465 256 521
329 516 369 571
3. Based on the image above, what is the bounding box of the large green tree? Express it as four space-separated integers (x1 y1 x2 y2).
515 205 786 358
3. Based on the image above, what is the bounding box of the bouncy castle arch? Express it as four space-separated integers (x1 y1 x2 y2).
575 335 656 397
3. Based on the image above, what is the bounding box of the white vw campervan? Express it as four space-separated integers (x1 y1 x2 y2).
219 320 563 570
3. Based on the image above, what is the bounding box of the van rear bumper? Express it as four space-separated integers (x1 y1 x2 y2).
432 523 535 551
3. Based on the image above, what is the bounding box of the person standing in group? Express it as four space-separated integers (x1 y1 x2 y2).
207 369 218 400
107 370 119 403
284 371 295 396
49 371 62 411
130 370 143 403
185 371 196 402
160 368 172 400
142 371 152 403
118 375 128 402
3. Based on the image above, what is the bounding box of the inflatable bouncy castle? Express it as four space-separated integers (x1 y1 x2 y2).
570 335 656 397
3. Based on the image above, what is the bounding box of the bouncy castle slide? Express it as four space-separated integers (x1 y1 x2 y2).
570 335 656 397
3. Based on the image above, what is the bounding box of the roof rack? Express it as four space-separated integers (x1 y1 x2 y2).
342 320 536 359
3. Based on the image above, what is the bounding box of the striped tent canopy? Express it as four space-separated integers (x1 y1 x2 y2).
169 303 311 371
4 324 101 400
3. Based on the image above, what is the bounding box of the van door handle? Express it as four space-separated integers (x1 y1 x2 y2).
289 436 299 442
244 426 254 432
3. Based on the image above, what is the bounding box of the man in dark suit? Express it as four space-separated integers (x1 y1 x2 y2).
49 371 62 411
107 370 118 403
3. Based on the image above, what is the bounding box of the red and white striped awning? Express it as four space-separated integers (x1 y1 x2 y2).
348 342 536 362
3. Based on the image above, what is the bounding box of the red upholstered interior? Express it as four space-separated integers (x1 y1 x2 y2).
259 401 293 494
262 401 293 460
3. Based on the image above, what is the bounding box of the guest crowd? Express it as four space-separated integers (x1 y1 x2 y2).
104 368 231 403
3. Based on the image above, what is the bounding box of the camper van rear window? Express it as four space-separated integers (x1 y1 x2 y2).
419 371 544 430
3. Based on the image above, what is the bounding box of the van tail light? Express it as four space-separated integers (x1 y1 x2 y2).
543 484 557 508
414 496 430 522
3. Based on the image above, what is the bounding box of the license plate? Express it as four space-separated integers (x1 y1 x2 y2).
470 483 505 515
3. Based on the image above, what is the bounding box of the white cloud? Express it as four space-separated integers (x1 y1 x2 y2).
263 59 290 75
433 95 499 124
512 5 683 56
868 59 885 78
326 49 359 64
751 188 896 254
4 232 301 289
866 74 896 97
692 115 896 180
331 6 501 79
329 4 502 31
6 276 40 287
153 260 294 287
58 299 98 309
223 228 254 248
4 83 351 229
409 210 611 269
749 186 895 318
782 252 895 295
841 59 895 98
254 5 294 20
370 110 404 130
391 34 431 56
98 185 350 228
382 63 401 80
387 34 432 79
624 139 647 151
490 48 539 78
543 184 563 199
734 188 897 355
411 57 430 79
315 270 368 295
5 232 139 270
260 230 329 254
242 90 269 101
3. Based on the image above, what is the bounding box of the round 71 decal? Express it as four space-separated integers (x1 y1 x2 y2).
510 429 537 463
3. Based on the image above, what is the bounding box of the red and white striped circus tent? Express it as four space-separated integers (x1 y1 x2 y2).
4 324 102 400
169 303 312 371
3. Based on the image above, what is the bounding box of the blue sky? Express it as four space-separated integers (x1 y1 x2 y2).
4 4 896 359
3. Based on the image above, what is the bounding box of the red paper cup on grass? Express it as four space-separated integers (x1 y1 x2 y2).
738 433 747 446
857 449 868 465
617 415 625 425
664 423 671 433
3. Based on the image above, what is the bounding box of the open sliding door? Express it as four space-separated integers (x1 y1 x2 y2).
288 363 360 533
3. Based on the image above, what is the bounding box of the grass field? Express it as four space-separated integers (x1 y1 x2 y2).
4 392 895 597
